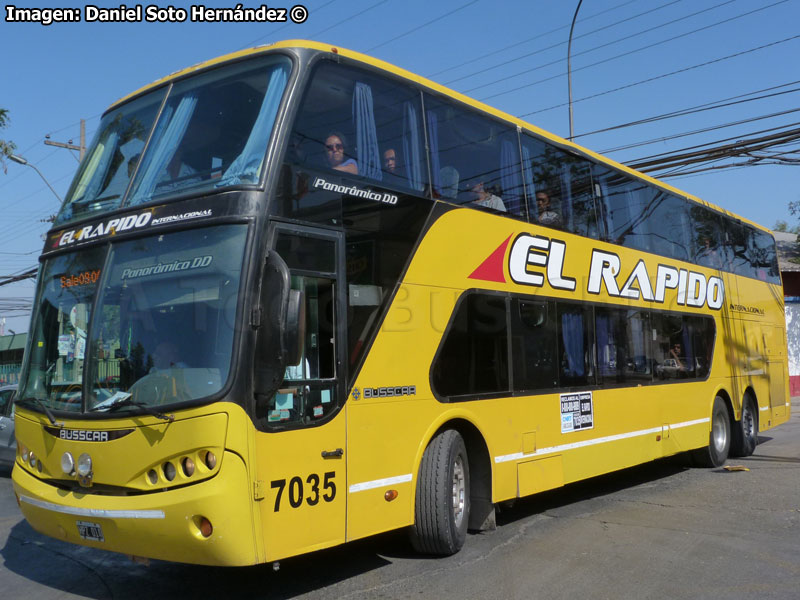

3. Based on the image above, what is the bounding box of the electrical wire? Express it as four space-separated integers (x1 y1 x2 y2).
482 0 790 102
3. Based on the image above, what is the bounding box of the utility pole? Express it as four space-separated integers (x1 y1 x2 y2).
45 118 86 162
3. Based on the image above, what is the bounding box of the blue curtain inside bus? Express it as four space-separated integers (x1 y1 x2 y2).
218 64 289 186
561 311 585 377
352 82 381 181
402 100 422 191
127 95 197 205
500 139 522 217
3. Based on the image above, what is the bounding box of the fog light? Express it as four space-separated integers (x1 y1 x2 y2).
76 453 92 477
61 452 75 475
147 469 158 484
204 451 216 470
199 517 213 538
181 457 195 477
163 462 176 482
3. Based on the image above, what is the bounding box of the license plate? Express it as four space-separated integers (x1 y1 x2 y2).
76 520 104 542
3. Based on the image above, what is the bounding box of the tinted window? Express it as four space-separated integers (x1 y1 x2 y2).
750 228 780 284
596 308 652 384
689 206 726 270
425 95 521 216
651 313 714 380
432 293 509 399
511 299 558 392
521 134 600 237
557 304 594 387
287 61 426 190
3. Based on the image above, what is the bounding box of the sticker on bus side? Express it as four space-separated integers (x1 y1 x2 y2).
560 391 593 433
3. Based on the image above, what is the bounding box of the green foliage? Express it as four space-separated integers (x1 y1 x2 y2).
0 108 17 174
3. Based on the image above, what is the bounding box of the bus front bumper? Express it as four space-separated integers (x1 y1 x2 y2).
12 451 259 566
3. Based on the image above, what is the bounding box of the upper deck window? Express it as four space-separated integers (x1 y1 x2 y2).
56 55 291 226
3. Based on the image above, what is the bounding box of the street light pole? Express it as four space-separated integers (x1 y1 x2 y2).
9 154 63 205
567 0 584 141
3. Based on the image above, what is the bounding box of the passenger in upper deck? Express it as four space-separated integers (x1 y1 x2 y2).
536 191 562 228
324 132 358 175
469 181 506 212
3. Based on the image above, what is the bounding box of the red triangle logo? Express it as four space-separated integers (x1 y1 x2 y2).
469 235 511 283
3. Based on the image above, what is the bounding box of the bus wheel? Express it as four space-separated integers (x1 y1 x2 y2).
731 395 758 457
692 396 730 467
410 429 470 555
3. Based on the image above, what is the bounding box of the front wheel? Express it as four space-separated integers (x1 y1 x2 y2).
731 395 758 457
410 429 470 555
692 396 730 467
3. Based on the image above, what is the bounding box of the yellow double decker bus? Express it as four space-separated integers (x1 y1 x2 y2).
12 40 789 565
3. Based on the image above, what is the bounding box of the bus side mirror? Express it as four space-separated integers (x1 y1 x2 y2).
253 252 306 413
284 288 305 368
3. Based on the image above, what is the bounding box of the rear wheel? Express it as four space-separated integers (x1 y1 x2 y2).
692 396 730 467
410 429 470 555
731 395 758 457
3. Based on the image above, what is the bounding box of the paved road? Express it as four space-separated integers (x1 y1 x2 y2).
2 407 799 600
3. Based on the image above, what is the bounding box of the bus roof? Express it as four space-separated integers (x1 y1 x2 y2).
109 39 769 234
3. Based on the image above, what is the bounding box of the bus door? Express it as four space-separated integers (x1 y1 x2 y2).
255 224 348 561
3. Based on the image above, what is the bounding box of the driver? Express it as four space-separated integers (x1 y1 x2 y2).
150 341 187 373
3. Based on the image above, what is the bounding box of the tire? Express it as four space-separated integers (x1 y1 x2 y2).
410 429 470 555
731 395 758 457
691 396 731 467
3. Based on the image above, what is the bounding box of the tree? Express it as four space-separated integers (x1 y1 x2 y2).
0 108 17 174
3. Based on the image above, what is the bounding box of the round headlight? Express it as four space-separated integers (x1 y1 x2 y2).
163 462 176 482
61 452 75 475
28 451 36 466
182 457 195 477
76 453 92 477
204 451 217 470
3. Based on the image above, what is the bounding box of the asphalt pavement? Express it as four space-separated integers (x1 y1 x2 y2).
1 402 799 599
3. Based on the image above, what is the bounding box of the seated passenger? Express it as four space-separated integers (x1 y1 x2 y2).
470 181 506 212
324 132 358 175
536 191 562 227
382 147 407 186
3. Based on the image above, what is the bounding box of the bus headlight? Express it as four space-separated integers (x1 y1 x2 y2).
76 453 92 477
61 452 75 475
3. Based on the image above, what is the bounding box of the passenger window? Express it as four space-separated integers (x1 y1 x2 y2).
424 95 521 216
750 228 780 284
724 221 756 279
521 133 599 236
285 61 425 190
690 206 726 270
432 293 509 400
651 313 714 380
511 299 558 392
596 308 652 384
557 304 594 387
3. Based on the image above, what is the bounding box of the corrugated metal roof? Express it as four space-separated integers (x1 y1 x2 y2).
774 230 800 273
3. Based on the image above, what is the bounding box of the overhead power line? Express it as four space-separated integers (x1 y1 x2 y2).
574 79 800 139
483 0 790 102
445 0 693 87
517 33 800 119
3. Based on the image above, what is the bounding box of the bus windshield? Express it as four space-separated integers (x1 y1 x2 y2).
56 55 291 226
19 225 248 414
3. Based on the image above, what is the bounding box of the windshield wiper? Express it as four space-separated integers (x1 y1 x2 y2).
20 397 64 427
105 397 174 422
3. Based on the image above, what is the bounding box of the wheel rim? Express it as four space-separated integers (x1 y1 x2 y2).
452 455 466 528
712 409 727 452
743 403 755 441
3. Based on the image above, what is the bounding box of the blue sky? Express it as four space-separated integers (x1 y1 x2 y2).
2 0 799 333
